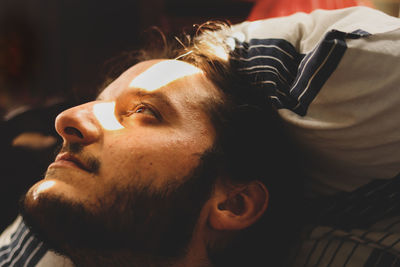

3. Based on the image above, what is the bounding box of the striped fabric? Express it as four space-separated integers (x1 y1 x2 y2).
0 217 73 267
308 173 400 230
293 221 400 267
232 29 371 115
228 6 400 267
232 38 302 110
288 29 370 116
229 6 400 195
292 174 400 266
0 217 47 267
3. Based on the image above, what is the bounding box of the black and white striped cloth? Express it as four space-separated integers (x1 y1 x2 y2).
0 217 73 267
229 6 400 196
294 174 400 266
227 6 400 266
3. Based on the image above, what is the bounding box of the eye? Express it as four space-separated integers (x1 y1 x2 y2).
135 105 153 115
127 103 160 119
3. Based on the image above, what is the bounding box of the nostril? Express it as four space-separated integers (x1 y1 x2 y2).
64 127 84 139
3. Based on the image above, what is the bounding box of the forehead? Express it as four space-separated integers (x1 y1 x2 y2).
99 59 220 104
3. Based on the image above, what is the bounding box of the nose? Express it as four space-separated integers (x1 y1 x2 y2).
55 102 102 145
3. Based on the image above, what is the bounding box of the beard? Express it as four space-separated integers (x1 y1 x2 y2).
19 145 219 264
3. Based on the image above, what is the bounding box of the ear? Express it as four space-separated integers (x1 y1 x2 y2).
208 180 269 231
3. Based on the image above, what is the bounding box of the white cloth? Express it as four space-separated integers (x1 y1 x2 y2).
229 6 400 195
227 7 400 266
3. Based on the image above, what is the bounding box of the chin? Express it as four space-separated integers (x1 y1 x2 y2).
19 161 215 261
20 179 93 254
23 179 65 216
24 179 76 207
20 177 129 254
20 184 69 255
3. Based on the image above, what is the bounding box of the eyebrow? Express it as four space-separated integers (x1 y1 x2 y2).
97 89 169 103
128 90 175 109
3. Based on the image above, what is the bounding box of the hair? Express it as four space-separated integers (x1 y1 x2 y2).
104 22 305 267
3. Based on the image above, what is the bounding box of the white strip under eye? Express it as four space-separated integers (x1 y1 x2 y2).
93 102 124 131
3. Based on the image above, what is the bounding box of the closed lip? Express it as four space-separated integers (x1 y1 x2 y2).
54 153 92 173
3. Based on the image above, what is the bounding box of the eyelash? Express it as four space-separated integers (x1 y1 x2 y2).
126 102 160 120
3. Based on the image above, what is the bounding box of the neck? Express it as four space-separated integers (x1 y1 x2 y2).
64 246 213 267
54 201 215 266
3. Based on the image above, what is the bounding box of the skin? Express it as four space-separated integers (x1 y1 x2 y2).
22 59 223 266
21 59 269 266
25 59 220 212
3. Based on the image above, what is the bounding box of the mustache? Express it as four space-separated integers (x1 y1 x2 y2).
54 143 101 174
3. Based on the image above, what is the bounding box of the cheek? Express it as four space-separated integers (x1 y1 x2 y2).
99 132 211 188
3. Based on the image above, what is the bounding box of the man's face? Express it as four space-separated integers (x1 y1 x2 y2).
21 59 221 257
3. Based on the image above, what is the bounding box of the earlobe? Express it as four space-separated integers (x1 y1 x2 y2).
209 181 269 231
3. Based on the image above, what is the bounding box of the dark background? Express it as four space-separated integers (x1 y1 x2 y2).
0 0 254 231
1 0 254 104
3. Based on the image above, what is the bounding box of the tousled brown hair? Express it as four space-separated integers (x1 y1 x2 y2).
104 22 305 266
